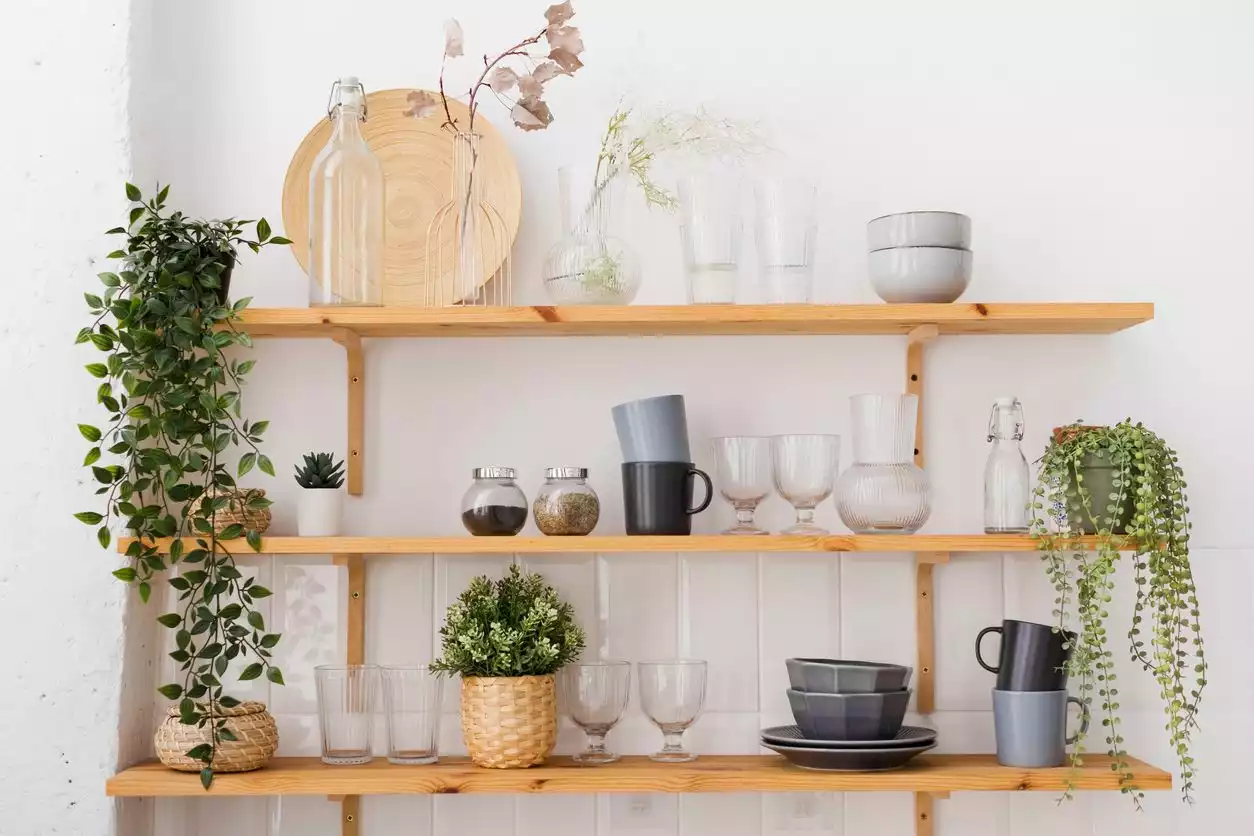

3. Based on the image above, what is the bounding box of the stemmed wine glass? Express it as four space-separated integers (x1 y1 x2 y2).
771 434 841 534
638 659 708 762
712 436 773 535
559 661 631 764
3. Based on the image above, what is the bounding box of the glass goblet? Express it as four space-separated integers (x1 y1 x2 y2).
771 434 841 535
560 661 631 765
638 659 708 763
712 436 774 535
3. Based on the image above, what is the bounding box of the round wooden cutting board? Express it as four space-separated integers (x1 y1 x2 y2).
282 89 522 305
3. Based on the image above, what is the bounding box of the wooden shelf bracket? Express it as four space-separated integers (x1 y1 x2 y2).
330 329 365 496
331 553 366 835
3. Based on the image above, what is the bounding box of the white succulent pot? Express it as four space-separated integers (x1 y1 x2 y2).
297 488 344 536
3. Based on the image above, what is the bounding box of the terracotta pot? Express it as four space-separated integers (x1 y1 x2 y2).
460 675 557 768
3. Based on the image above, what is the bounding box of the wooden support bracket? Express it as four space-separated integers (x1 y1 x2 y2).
331 553 366 835
907 324 941 721
330 329 365 496
914 791 949 836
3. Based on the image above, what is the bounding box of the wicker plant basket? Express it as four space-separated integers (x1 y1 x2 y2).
154 701 279 773
461 675 557 768
205 487 272 536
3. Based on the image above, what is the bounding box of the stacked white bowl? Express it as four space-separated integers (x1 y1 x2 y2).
866 211 972 303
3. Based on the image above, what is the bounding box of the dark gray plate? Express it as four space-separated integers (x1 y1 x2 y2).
761 724 937 749
762 740 936 771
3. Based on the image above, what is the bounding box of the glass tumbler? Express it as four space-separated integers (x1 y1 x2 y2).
679 174 742 304
316 664 379 765
560 661 632 764
381 666 444 765
712 436 773 535
639 660 708 762
835 394 932 533
754 177 817 303
771 434 841 534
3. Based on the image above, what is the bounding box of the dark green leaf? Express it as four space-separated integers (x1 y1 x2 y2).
218 695 241 708
98 527 112 549
112 566 136 582
78 424 102 442
83 447 101 466
246 529 262 552
156 184 170 205
84 292 103 309
218 523 243 540
219 603 242 620
239 663 264 681
269 236 293 246
218 727 238 742
129 206 145 226
157 683 183 700
256 218 271 242
200 768 214 790
266 667 285 686
157 613 182 628
85 363 109 379
260 633 280 648
74 511 104 525
237 452 256 477
257 455 274 477
247 610 265 631
125 182 141 201
248 585 272 599
138 582 151 603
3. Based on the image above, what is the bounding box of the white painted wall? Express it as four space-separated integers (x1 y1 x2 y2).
6 1 1254 834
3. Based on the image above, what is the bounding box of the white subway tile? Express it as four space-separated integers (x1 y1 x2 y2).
841 793 915 836
599 793 678 836
520 552 599 658
839 554 915 668
934 555 1003 711
762 792 842 835
679 553 758 712
367 554 433 667
681 793 761 836
432 795 515 836
361 796 432 835
934 793 1008 836
269 797 341 836
271 713 320 758
599 553 679 665
518 796 596 836
759 555 840 716
269 557 346 715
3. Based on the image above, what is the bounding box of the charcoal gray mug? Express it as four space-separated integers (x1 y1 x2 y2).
992 689 1089 768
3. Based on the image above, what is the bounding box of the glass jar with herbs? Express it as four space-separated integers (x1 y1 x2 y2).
533 467 600 536
461 467 528 536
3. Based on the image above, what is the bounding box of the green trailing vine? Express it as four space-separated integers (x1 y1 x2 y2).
1031 421 1203 805
75 183 292 788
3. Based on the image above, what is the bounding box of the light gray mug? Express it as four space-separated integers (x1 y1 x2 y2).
992 689 1089 768
611 394 691 462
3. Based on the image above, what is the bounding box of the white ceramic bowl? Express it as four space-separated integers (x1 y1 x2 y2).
867 211 971 251
868 247 973 303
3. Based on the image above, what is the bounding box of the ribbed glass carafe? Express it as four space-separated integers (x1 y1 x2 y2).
835 394 932 533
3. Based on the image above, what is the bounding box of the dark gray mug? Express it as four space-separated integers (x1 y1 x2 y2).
992 689 1089 768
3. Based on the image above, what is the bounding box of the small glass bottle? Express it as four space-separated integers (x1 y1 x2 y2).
461 467 527 536
533 467 600 536
308 76 384 306
984 397 1030 533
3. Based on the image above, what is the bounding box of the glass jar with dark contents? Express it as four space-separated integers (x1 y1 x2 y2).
461 467 528 536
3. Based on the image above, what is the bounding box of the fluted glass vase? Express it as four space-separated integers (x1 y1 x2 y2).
542 167 641 304
835 394 932 533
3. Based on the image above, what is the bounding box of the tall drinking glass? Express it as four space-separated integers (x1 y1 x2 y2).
639 660 708 762
679 174 742 304
381 666 444 765
560 661 632 764
755 177 817 303
316 664 379 765
771 434 841 534
712 436 773 535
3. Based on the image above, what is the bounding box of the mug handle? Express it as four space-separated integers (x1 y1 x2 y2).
975 626 1002 674
686 467 713 515
1065 696 1090 745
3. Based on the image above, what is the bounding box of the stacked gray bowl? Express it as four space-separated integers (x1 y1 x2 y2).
866 211 972 303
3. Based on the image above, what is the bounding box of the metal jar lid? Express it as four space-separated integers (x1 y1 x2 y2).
545 467 587 479
473 466 516 480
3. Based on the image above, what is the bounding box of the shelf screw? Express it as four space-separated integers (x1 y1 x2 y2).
352 590 361 600
352 376 360 384
910 374 918 382
922 666 931 674
346 814 355 823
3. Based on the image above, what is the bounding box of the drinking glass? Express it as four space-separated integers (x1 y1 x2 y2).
771 434 841 534
316 664 379 765
755 177 817 303
381 665 444 765
559 661 632 764
679 174 742 304
639 660 708 762
712 436 773 535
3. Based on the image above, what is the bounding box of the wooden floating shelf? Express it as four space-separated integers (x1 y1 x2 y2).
232 303 1153 339
106 754 1170 797
118 533 1119 556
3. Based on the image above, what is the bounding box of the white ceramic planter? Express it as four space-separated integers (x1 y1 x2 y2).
297 488 344 536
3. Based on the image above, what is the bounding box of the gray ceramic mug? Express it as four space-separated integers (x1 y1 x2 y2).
992 689 1089 768
611 395 691 462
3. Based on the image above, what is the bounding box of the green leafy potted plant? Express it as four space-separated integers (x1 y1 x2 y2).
431 564 585 768
75 183 291 788
294 451 346 536
1031 420 1204 804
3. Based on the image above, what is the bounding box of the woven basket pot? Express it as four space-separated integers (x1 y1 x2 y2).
155 701 279 773
461 675 557 768
205 487 272 536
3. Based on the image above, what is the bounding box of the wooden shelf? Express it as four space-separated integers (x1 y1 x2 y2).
232 303 1153 338
118 533 1117 556
106 754 1170 797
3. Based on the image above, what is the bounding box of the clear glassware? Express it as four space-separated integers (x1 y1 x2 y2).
308 77 384 306
835 394 932 533
380 666 443 765
679 174 742 304
560 661 632 764
543 168 641 304
985 397 1030 533
712 437 773 535
315 664 379 765
533 467 600 536
755 177 817 303
638 660 708 763
461 466 527 536
770 434 841 534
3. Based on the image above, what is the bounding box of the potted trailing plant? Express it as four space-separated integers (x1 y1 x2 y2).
1031 420 1204 805
431 564 585 768
75 183 291 788
294 451 346 536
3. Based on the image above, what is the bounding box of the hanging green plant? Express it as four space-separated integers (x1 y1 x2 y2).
1031 420 1203 805
75 183 292 788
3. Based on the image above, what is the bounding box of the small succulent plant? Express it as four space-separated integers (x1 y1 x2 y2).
294 452 345 489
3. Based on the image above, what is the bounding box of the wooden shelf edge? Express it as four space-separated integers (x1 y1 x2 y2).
117 533 1123 556
106 754 1171 797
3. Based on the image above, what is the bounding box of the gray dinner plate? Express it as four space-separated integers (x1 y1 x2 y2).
762 740 937 771
761 724 937 749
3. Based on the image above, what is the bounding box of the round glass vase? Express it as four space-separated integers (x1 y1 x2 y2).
835 394 932 534
542 168 641 305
